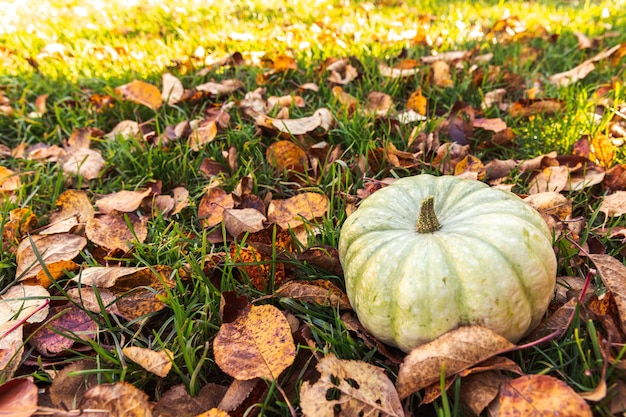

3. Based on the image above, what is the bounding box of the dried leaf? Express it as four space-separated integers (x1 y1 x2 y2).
0 284 50 324
461 372 511 416
115 79 163 109
198 187 235 228
589 133 615 168
599 191 626 217
81 381 153 417
49 359 96 408
0 321 24 380
276 280 351 309
528 166 569 194
61 148 105 180
15 233 86 282
190 120 217 151
365 91 393 116
509 99 564 118
589 254 626 334
431 60 453 87
162 72 185 105
217 379 260 412
379 61 419 78
548 61 595 87
0 378 38 417
67 287 120 316
499 375 592 416
123 347 173 378
300 353 404 417
96 189 152 214
31 304 97 356
43 189 94 234
223 208 266 237
196 79 243 96
406 89 427 115
85 211 148 252
214 304 296 380
396 326 515 398
524 192 572 221
267 192 328 229
266 140 308 172
256 108 333 136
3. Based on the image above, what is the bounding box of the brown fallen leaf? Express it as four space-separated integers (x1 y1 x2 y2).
217 378 261 413
528 165 570 194
42 189 94 234
162 72 185 105
0 378 38 417
599 191 626 217
460 371 511 416
95 188 152 214
122 347 173 378
190 119 217 151
406 89 427 115
195 409 232 417
431 60 453 87
300 353 404 417
115 79 163 109
85 211 148 252
223 208 266 238
30 304 97 356
365 91 393 116
396 326 515 399
196 79 243 97
198 187 235 228
81 381 153 417
1 207 37 250
589 132 616 168
49 359 96 408
213 304 296 380
61 147 105 180
498 375 592 416
379 61 419 78
15 233 87 282
589 254 626 334
509 98 564 118
524 192 572 221
266 140 308 172
67 287 120 316
276 280 351 310
267 192 329 229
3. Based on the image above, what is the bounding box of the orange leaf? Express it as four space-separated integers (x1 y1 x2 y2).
82 382 153 416
499 375 592 416
406 89 427 115
0 378 38 417
267 192 328 229
214 304 296 380
115 79 163 109
123 347 173 378
266 140 308 172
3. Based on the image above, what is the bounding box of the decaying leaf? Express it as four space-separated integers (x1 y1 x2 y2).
162 72 185 105
30 304 97 356
396 326 515 398
0 166 21 197
267 192 329 229
190 119 218 151
300 353 404 417
499 375 592 416
223 208 266 237
213 304 296 380
85 211 148 252
122 347 173 378
460 371 511 415
266 140 308 172
599 191 626 217
198 187 235 228
95 188 152 214
61 148 105 180
0 321 24 381
43 189 94 234
49 359 96 408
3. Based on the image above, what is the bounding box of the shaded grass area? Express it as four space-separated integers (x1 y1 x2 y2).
1 0 626 415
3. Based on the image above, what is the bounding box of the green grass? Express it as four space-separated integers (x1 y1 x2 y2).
2 0 626 415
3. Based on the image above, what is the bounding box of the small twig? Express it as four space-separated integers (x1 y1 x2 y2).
275 382 297 417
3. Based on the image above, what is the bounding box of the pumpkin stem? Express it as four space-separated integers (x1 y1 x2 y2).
416 196 440 233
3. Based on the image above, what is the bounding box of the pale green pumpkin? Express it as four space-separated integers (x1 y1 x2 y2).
339 174 557 352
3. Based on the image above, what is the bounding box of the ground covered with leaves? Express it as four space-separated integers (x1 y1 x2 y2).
1 0 626 415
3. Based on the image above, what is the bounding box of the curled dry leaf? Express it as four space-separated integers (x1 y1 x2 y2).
213 304 296 380
122 346 173 378
267 192 329 229
300 353 405 417
461 371 511 416
96 188 152 214
256 108 333 136
0 284 50 324
61 148 105 180
396 326 515 399
217 378 260 413
0 378 38 417
81 381 153 417
499 375 592 417
15 233 86 282
85 211 148 252
115 79 163 109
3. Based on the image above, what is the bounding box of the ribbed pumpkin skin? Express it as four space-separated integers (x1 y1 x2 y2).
339 174 557 352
